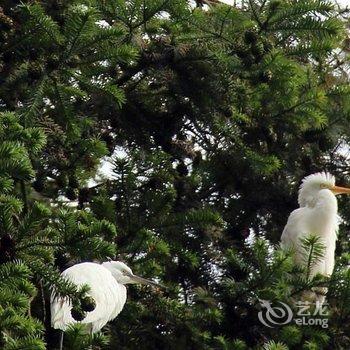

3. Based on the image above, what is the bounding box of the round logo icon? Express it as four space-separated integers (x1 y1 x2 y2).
258 299 293 328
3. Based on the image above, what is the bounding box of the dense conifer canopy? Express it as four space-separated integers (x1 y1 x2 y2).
1 0 350 349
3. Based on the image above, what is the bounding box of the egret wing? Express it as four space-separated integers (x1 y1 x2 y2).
281 208 307 250
281 205 338 276
51 262 127 333
281 207 316 268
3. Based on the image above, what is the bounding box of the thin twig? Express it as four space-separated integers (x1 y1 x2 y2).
20 181 28 215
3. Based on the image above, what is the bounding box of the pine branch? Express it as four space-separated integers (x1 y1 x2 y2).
248 0 263 27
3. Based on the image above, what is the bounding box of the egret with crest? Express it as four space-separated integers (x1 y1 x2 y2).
51 261 163 349
281 172 350 299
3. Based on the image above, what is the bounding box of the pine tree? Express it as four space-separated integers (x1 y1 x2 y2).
1 0 350 349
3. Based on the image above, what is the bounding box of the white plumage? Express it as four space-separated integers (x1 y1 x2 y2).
51 261 161 336
281 172 350 279
51 262 127 333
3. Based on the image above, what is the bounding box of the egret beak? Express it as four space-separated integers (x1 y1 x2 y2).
329 185 350 195
125 271 165 288
131 274 165 288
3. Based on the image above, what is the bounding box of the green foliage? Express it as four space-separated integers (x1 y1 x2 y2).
300 235 326 280
1 0 350 349
279 325 302 346
262 341 288 350
0 262 45 349
63 324 110 350
0 108 117 348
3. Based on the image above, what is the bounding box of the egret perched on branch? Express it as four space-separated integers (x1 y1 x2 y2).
51 261 163 349
281 172 350 298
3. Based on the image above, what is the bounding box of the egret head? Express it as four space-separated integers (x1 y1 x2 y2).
102 261 163 288
298 172 350 207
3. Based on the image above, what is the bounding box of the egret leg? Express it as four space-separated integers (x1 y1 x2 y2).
59 331 64 350
89 324 93 350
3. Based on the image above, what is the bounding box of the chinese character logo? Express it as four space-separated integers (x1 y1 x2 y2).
258 299 293 328
258 299 329 328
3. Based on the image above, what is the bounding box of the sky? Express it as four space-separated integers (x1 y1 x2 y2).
336 0 349 6
332 0 349 5
219 0 350 6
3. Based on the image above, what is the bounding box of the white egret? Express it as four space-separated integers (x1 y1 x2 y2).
51 261 162 349
281 172 350 301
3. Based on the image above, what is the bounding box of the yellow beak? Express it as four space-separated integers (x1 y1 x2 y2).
330 185 350 195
